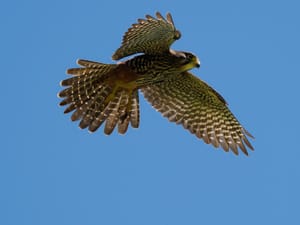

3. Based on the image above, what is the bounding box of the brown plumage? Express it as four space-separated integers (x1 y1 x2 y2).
58 12 254 155
59 60 140 134
112 12 181 60
141 72 254 155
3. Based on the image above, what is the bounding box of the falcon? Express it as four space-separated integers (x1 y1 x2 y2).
58 12 254 155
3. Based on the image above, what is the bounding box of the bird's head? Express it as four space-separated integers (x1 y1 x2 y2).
170 49 200 72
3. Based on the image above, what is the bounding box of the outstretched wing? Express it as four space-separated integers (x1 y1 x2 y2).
141 72 254 155
112 12 181 60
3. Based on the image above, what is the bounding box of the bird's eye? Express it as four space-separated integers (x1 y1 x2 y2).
178 56 188 64
181 54 194 63
186 54 193 60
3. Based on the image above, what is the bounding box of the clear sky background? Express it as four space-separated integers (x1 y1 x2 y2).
1 0 300 224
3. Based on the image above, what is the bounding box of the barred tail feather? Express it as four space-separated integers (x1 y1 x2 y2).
58 59 140 135
88 89 140 134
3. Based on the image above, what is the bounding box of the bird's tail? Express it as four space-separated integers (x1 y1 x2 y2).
58 59 140 134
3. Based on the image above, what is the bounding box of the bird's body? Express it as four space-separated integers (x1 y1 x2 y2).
58 12 254 155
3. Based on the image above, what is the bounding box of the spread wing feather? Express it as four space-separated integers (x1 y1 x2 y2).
112 12 181 60
141 72 254 155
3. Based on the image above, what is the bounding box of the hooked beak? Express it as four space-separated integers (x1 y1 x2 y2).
195 58 200 68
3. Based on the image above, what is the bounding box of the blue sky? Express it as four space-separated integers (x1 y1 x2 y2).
1 0 300 224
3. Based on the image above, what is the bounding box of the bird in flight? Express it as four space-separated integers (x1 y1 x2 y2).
58 12 254 155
